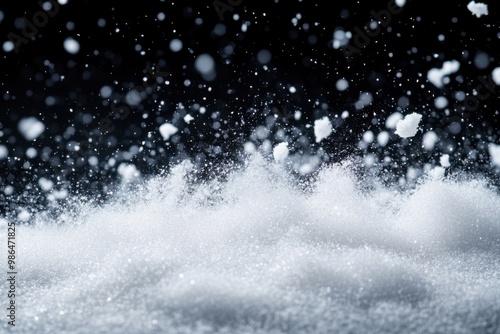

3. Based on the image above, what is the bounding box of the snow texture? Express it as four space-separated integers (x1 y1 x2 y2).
4 155 500 334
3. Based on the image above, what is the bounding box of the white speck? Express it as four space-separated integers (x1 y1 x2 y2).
427 60 460 88
169 39 183 52
18 117 45 141
63 37 80 54
58 0 68 4
183 114 194 124
385 112 403 129
289 86 297 93
395 113 422 138
314 116 333 143
467 1 488 17
440 154 450 168
159 123 178 140
488 143 500 167
492 67 500 85
395 0 406 7
273 142 289 162
157 12 166 21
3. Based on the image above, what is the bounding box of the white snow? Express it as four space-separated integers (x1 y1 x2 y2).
183 114 195 124
195 54 215 75
488 143 500 167
159 123 178 140
467 1 488 17
492 67 500 85
395 113 422 138
314 116 333 143
0 145 7 159
63 37 80 54
169 39 183 52
273 142 289 162
385 112 403 129
423 131 439 150
427 60 460 88
377 131 390 147
18 117 45 140
8 155 500 334
440 154 450 168
395 0 406 6
335 78 349 91
117 163 141 181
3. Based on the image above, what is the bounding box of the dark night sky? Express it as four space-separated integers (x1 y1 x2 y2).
1 0 499 212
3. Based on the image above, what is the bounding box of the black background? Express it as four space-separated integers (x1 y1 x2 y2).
1 0 499 214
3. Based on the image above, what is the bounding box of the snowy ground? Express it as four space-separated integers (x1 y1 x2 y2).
2 155 499 333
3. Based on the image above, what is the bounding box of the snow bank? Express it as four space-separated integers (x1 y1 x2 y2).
3 155 500 334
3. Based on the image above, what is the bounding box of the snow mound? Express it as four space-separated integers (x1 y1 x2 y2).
4 155 500 334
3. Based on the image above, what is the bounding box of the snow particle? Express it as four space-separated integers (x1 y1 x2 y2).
314 116 333 143
273 142 289 162
18 117 46 141
169 39 183 52
440 154 451 168
467 1 488 18
427 60 460 88
488 143 500 167
159 123 178 140
395 113 422 138
63 37 80 54
492 67 500 85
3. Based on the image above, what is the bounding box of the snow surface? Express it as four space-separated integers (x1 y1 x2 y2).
3 155 500 334
395 113 422 138
314 116 333 143
467 1 488 17
440 154 450 168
